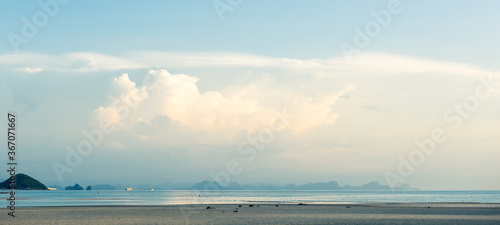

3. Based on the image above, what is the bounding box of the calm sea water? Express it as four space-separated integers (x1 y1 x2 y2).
8 190 500 207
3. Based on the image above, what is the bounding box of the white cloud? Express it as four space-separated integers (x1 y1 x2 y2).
95 70 354 139
94 106 121 124
22 67 43 73
286 85 355 133
95 73 148 125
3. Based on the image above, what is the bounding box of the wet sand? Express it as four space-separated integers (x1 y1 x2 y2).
2 203 500 224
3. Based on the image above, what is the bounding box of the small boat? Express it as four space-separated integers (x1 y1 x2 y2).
125 187 133 191
47 187 57 191
0 191 8 194
150 188 154 191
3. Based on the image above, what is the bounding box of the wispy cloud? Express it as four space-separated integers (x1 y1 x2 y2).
1 51 497 77
0 52 145 72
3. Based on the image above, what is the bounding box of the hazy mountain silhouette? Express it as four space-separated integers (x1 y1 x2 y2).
0 173 48 190
187 180 418 191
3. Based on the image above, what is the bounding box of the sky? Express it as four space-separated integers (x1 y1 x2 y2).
0 0 499 190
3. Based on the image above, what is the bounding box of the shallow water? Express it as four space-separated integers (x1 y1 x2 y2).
7 190 500 207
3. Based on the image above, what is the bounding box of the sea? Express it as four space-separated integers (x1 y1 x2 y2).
7 190 500 207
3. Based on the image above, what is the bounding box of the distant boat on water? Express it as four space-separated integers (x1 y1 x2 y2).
47 187 57 191
0 191 8 194
125 187 133 191
150 188 154 191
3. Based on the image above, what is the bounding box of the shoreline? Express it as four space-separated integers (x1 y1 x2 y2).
3 203 500 224
14 201 500 207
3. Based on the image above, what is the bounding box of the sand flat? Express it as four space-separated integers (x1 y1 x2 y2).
2 203 500 224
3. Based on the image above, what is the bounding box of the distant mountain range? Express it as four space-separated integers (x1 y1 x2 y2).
187 180 418 191
2 174 418 191
47 180 417 191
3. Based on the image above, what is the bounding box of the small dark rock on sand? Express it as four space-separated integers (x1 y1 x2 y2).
298 203 307 205
249 205 255 207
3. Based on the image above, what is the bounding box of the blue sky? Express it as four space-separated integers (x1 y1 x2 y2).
0 1 499 190
2 0 499 66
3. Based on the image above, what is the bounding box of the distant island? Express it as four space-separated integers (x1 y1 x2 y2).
65 183 84 190
0 173 48 190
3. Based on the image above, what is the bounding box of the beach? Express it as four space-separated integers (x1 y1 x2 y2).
2 203 500 224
